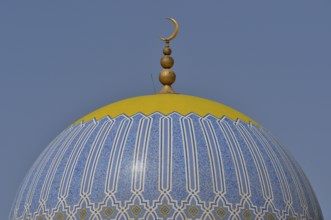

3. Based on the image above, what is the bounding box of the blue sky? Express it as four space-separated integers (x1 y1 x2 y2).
1 1 330 219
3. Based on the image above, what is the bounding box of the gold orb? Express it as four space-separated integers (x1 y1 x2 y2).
163 47 172 55
160 56 174 68
159 69 176 85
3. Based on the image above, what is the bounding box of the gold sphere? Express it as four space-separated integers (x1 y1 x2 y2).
159 69 176 85
160 55 174 68
163 47 172 55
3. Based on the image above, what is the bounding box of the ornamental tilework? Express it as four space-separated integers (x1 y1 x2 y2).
10 113 323 219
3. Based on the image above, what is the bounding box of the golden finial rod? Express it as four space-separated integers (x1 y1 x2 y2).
159 18 178 94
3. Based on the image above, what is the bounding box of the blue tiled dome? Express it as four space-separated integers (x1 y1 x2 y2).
10 95 323 220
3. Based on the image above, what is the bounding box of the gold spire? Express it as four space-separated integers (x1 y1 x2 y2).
159 18 178 94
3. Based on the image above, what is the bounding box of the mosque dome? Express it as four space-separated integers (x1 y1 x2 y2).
10 19 323 220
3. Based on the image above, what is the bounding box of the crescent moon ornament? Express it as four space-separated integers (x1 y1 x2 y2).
161 18 179 42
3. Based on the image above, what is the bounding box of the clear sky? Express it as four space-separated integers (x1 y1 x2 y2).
1 1 330 219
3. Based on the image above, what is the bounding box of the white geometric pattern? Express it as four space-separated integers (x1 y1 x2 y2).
10 113 323 219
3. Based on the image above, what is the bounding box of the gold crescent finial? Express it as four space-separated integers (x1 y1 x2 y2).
159 18 178 94
160 18 179 42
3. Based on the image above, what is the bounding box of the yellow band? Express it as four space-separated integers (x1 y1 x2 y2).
73 94 259 126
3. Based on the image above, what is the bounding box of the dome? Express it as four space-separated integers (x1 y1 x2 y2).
10 94 323 219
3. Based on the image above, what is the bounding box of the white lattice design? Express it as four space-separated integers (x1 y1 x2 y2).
10 113 323 220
